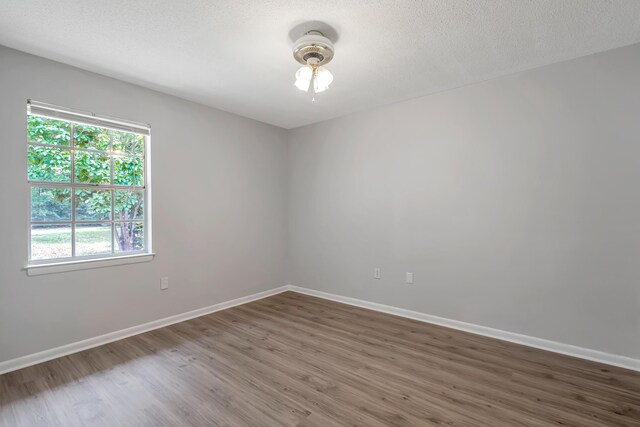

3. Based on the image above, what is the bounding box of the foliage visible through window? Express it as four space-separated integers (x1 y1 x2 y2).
28 114 147 262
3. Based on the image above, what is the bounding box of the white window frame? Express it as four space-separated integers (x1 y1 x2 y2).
25 100 153 275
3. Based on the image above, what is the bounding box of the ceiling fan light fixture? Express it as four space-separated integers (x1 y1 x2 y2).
292 30 335 96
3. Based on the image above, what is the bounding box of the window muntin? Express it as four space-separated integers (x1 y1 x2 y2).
27 102 150 264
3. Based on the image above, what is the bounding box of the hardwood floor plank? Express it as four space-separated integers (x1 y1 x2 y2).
223 304 525 425
1 291 639 426
238 296 636 425
231 299 613 426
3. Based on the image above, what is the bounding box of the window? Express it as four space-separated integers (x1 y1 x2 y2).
27 100 151 266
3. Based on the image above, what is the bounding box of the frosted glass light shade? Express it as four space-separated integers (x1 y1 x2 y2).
314 66 333 93
294 66 312 92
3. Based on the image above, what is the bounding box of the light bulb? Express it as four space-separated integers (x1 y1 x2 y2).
294 66 312 92
313 66 333 93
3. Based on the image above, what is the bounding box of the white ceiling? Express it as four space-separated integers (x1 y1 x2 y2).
1 1 640 129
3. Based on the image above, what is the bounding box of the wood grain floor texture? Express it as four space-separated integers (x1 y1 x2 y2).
1 291 639 427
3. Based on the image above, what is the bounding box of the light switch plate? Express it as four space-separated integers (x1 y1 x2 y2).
160 277 169 290
406 272 414 284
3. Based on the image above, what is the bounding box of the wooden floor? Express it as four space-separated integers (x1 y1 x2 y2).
1 292 639 426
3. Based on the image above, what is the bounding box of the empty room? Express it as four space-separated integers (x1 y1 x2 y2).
1 1 639 426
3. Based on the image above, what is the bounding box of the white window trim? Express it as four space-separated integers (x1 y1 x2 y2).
28 100 150 135
25 253 155 276
25 100 153 274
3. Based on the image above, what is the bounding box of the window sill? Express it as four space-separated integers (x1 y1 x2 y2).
25 253 155 276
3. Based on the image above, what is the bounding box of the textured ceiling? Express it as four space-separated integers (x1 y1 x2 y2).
1 1 640 129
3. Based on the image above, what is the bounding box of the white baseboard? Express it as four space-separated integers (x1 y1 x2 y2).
3 284 638 375
288 285 640 372
0 286 290 375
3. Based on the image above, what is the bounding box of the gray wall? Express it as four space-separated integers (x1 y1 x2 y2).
3 42 640 365
288 43 640 359
0 46 289 363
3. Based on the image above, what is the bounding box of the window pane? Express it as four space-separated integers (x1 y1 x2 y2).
114 190 143 220
75 189 112 221
74 151 111 184
28 146 71 182
113 131 143 155
115 222 144 253
113 156 143 186
31 224 71 260
74 124 111 151
27 115 71 146
31 187 71 222
76 223 113 256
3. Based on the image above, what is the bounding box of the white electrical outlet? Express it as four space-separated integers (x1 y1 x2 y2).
160 277 169 290
374 268 381 279
406 272 414 284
